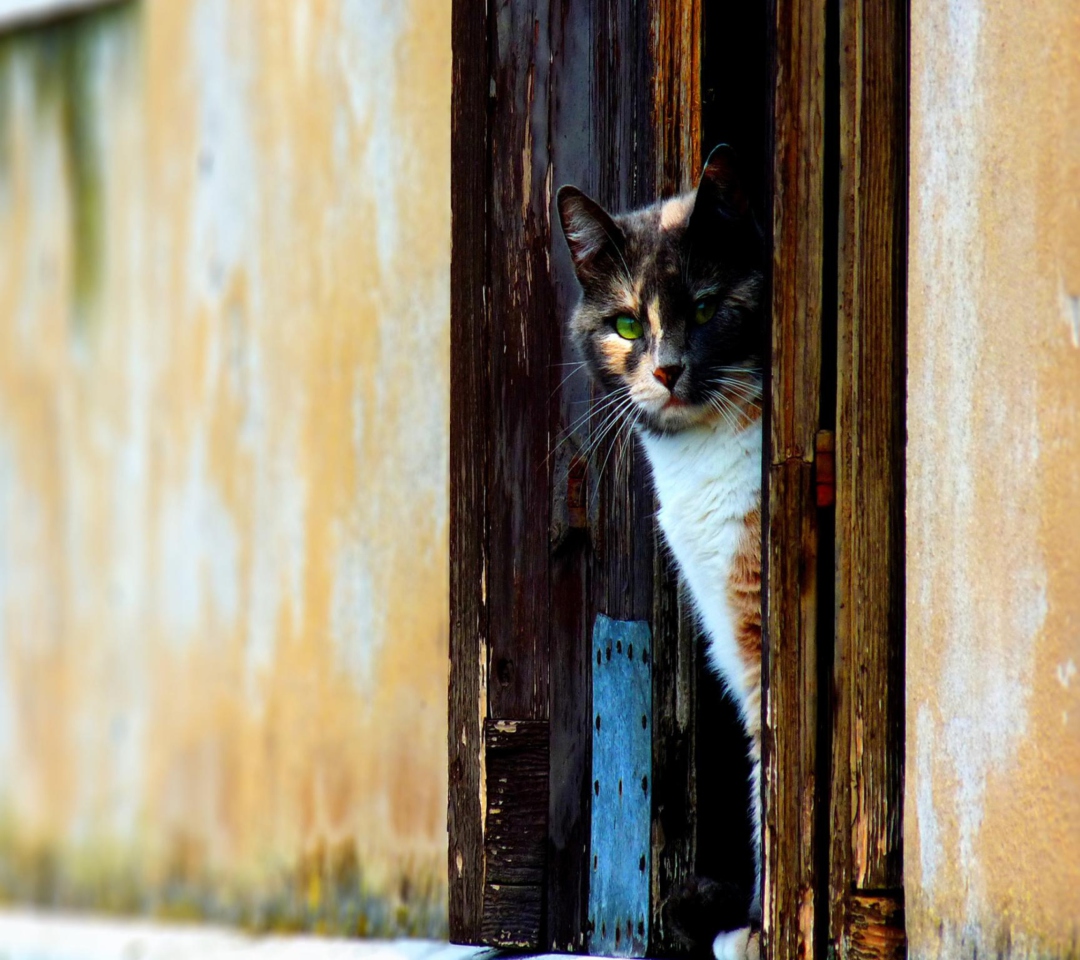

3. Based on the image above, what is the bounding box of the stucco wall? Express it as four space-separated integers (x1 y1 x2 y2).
0 0 449 934
907 0 1080 955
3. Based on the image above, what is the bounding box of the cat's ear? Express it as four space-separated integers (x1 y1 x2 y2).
557 186 625 282
690 144 750 229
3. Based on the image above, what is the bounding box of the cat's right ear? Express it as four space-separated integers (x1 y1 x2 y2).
557 186 625 283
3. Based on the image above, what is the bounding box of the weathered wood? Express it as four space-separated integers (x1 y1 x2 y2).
845 892 906 960
762 0 827 955
830 0 907 949
448 0 491 942
546 2 676 950
451 0 725 951
649 568 699 956
762 461 820 959
481 883 546 949
484 720 550 889
480 719 549 948
486 0 553 722
544 1 703 953
652 0 702 195
647 2 705 953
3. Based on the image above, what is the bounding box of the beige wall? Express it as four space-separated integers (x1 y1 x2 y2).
907 0 1080 955
0 0 450 934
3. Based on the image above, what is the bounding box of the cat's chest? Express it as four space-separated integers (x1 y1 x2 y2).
641 420 762 572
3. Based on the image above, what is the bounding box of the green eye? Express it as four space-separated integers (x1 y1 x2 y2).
615 315 644 340
694 299 717 325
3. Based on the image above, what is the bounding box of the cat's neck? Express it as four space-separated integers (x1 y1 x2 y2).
638 416 762 502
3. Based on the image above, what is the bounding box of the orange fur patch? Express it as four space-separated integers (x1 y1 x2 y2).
598 335 632 374
727 506 762 743
646 295 662 339
659 195 693 231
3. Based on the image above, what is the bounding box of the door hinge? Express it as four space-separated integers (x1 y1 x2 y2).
815 429 835 508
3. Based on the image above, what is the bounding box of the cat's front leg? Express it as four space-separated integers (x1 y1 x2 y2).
713 926 760 960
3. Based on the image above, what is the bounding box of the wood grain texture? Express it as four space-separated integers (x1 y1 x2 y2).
448 0 490 942
481 883 546 949
830 0 907 949
762 0 826 955
844 892 906 960
486 0 553 722
652 0 702 195
483 720 550 888
480 719 550 947
647 5 704 951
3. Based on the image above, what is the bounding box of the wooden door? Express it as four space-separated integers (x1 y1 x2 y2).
448 1 705 952
449 0 908 954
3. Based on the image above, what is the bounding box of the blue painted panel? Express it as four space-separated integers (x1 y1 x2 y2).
588 613 652 958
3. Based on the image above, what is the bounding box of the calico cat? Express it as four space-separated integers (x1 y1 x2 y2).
557 146 764 960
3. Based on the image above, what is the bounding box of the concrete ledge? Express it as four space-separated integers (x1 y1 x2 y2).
0 911 498 960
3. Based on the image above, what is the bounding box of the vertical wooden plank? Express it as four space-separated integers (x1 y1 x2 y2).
763 0 827 957
479 2 557 946
452 0 707 948
831 0 907 951
481 720 551 947
652 0 702 195
547 2 655 949
448 0 490 943
545 1 702 952
486 0 553 723
647 3 704 955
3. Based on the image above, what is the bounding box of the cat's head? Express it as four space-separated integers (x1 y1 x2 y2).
557 146 764 436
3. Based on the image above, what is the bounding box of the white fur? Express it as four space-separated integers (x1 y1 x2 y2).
639 416 762 729
713 927 760 960
640 414 764 922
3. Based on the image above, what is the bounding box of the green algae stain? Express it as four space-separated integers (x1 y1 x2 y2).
0 2 140 333
0 823 447 939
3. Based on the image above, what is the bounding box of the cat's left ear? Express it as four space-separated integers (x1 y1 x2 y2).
689 144 750 229
557 186 626 284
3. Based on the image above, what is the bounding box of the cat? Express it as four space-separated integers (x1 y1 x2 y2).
557 146 764 960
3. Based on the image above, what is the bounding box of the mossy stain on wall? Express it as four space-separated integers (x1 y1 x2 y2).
0 2 139 331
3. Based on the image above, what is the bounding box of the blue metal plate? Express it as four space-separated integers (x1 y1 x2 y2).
588 613 652 958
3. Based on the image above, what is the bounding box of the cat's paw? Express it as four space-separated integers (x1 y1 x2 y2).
712 927 760 960
663 875 751 953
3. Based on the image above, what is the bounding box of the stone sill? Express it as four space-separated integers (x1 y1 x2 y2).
0 911 596 960
0 0 125 30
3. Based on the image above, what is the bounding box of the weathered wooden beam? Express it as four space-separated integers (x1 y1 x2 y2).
486 0 553 724
831 0 907 950
763 0 827 954
646 1 705 954
448 0 491 942
651 0 702 196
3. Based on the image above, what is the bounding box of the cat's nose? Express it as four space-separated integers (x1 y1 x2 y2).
653 364 684 391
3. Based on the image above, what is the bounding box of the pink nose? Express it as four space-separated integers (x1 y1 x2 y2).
653 364 684 390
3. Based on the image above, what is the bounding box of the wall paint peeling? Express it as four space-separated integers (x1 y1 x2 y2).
907 0 1080 955
0 0 449 935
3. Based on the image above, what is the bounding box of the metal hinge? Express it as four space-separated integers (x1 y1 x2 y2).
816 429 835 508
